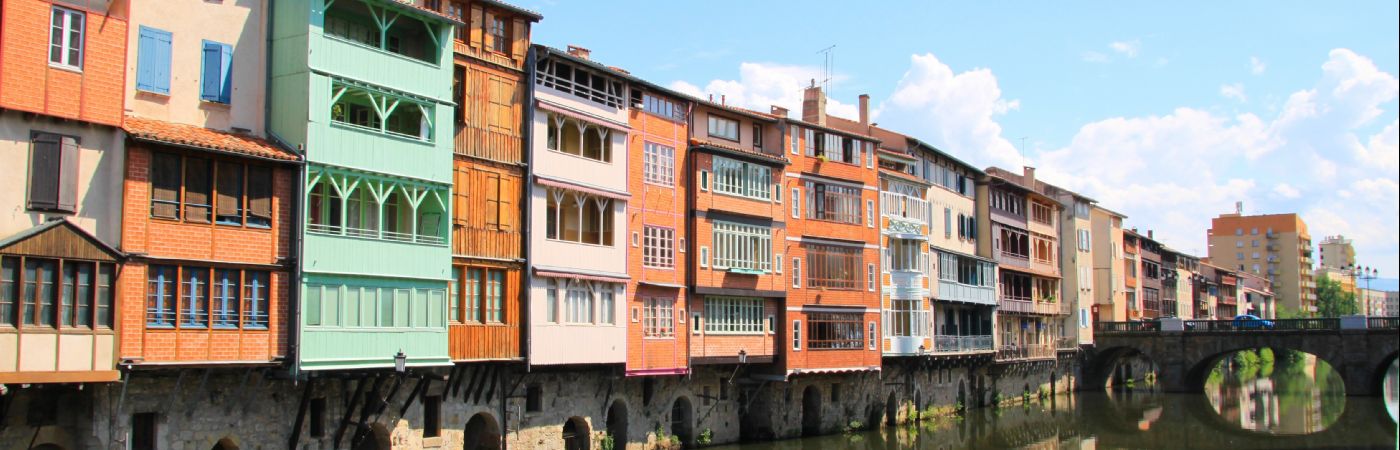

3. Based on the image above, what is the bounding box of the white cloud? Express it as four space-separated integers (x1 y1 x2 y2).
1109 40 1141 58
875 54 1025 168
1082 51 1109 64
1251 56 1267 75
1220 83 1247 102
666 62 858 119
1272 183 1301 199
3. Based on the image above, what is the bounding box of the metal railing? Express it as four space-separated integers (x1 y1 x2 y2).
1366 317 1399 329
1096 318 1356 334
1094 321 1160 334
1055 337 1080 350
933 335 995 353
995 344 1055 361
1000 298 1062 315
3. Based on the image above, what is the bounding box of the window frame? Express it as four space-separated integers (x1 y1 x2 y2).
702 296 764 335
711 156 772 201
643 297 676 338
807 312 864 350
642 142 676 187
48 6 85 71
805 244 862 290
710 221 773 273
707 115 740 142
642 225 676 269
145 265 269 331
26 131 80 214
150 151 275 229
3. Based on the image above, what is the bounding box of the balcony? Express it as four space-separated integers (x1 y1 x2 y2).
936 280 997 306
312 1 453 99
880 192 930 226
1056 337 1080 351
995 344 1055 361
999 297 1062 315
933 335 995 354
888 270 928 300
997 251 1031 270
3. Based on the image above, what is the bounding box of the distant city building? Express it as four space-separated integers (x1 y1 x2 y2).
1206 206 1315 314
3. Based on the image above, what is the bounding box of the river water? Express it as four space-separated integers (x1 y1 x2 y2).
708 357 1399 450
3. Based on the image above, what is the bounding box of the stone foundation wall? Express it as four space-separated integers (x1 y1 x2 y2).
0 355 1082 450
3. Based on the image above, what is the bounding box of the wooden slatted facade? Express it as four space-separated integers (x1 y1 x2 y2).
445 0 538 363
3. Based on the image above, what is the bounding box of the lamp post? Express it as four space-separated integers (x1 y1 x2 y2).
1341 264 1379 315
394 350 407 373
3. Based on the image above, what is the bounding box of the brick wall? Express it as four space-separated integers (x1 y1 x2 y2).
117 143 294 362
0 0 126 126
626 103 689 374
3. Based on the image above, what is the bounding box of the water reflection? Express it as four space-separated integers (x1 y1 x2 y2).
1202 349 1345 434
1386 360 1399 423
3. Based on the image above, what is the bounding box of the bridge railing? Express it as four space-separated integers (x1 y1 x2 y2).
1093 321 1160 334
995 344 1054 361
1367 317 1399 329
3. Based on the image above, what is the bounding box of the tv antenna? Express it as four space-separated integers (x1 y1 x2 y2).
817 45 835 93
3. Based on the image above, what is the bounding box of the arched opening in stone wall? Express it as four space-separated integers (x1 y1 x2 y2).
884 391 898 426
669 396 694 446
801 386 822 437
562 416 591 450
957 379 968 410
606 400 628 447
1195 348 1347 435
739 386 773 440
463 412 501 450
211 437 239 450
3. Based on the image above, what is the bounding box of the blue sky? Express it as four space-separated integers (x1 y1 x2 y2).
525 1 1400 278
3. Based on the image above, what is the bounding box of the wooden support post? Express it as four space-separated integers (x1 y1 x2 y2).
332 378 368 450
289 379 315 450
350 375 387 447
470 365 493 404
399 377 428 417
381 374 405 415
483 365 500 404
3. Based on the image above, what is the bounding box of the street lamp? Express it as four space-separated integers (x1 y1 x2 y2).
394 350 407 373
1341 264 1379 315
737 349 747 364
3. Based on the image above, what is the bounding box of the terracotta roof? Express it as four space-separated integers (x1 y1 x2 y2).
387 0 466 26
477 0 543 21
879 167 931 186
124 116 299 162
690 138 789 166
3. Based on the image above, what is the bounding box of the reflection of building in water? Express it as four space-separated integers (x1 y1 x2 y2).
1242 377 1280 432
1385 363 1399 423
1207 353 1340 435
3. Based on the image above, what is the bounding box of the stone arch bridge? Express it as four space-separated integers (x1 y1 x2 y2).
1086 317 1399 396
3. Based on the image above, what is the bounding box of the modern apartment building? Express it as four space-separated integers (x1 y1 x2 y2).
1 0 129 384
687 101 786 370
779 85 883 376
1206 209 1315 314
118 0 298 369
269 0 461 372
442 0 540 364
981 167 1064 361
1089 205 1127 323
526 45 630 366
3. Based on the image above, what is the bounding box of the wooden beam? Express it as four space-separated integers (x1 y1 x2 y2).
350 375 387 448
288 379 315 450
381 374 405 414
470 365 493 404
399 377 428 417
332 378 367 450
483 365 500 404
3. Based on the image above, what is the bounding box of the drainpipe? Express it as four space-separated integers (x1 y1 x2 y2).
507 46 538 450
264 0 302 381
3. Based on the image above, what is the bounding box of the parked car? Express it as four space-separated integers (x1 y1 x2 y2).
1232 314 1275 330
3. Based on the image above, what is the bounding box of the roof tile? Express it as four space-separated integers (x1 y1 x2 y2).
123 116 299 162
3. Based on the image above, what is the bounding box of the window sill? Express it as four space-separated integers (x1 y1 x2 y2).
26 206 76 215
451 322 509 327
700 331 764 336
710 190 772 203
48 63 83 74
200 99 232 108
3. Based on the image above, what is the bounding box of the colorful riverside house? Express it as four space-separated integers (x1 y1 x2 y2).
1041 181 1098 346
778 85 883 377
1089 205 1127 323
440 0 540 364
980 167 1064 362
687 101 786 372
268 0 461 372
0 0 129 384
624 80 692 376
527 45 630 366
116 0 298 374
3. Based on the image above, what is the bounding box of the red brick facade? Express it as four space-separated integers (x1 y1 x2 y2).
117 143 294 363
0 0 126 126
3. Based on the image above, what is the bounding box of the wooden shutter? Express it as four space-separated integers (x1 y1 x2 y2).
247 165 273 224
453 166 469 225
57 135 79 212
215 162 243 220
482 11 496 52
27 133 61 211
511 18 526 65
184 158 212 222
469 6 483 49
484 171 501 229
136 26 172 94
151 152 182 218
498 174 514 231
218 44 234 103
201 41 222 101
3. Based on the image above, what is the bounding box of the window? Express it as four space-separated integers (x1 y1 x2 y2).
712 156 772 200
790 188 801 218
545 279 558 323
790 126 801 155
958 214 977 241
752 123 763 149
791 257 802 288
708 115 739 141
545 188 614 246
482 172 515 231
806 244 861 290
643 297 675 337
535 59 625 107
49 6 84 70
805 181 861 224
643 226 675 269
243 271 269 328
309 398 327 438
423 396 442 438
711 221 772 272
180 269 209 328
699 170 709 191
200 40 234 103
888 238 922 272
703 297 763 334
211 269 240 328
792 320 802 351
565 280 595 324
135 27 173 94
1077 229 1091 252
150 152 273 228
544 113 612 162
868 322 877 349
867 263 876 291
331 81 434 141
452 266 506 323
448 2 467 41
525 385 543 412
643 143 675 186
131 413 157 450
1235 241 1244 248
807 312 863 349
600 286 616 325
323 1 438 63
640 93 685 121
26 132 80 213
304 282 446 329
488 17 509 54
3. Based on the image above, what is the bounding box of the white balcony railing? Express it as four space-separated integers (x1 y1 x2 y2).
933 335 994 353
880 192 930 225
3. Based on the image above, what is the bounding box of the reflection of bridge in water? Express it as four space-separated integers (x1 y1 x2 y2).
1088 318 1399 396
1078 392 1398 449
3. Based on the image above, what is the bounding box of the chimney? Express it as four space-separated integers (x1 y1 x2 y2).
1235 201 1243 214
1022 166 1036 188
770 105 789 118
566 45 591 60
802 80 827 126
721 94 726 106
1148 230 1154 239
858 94 870 126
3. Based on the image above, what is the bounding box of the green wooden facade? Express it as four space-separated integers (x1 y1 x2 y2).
270 0 457 372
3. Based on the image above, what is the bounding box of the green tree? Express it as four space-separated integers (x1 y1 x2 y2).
1315 275 1358 317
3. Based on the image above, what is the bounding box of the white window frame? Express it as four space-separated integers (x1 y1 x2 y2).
49 6 85 71
792 257 802 288
642 226 676 269
564 280 595 324
712 156 772 200
791 187 801 218
711 221 773 272
868 321 877 349
703 297 764 334
792 320 802 351
707 115 740 141
699 246 709 268
866 199 875 228
643 297 675 338
643 142 676 187
867 263 876 291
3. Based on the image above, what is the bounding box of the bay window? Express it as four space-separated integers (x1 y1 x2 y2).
806 244 861 290
712 156 771 200
703 297 763 334
545 188 615 246
711 222 772 273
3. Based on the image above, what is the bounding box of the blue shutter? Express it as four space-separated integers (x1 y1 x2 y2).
136 27 172 94
200 40 221 101
218 43 233 103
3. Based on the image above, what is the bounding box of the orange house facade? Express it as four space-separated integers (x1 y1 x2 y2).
1 0 129 384
686 102 785 370
443 0 540 363
780 86 883 376
624 86 692 376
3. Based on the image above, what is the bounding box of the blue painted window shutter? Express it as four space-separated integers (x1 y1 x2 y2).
200 40 233 103
136 26 172 94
